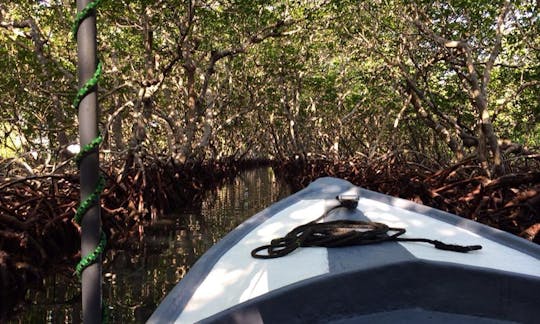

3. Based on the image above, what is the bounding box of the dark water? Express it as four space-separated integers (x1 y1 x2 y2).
9 167 291 323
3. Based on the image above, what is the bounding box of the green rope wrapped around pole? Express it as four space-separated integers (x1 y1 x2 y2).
73 0 105 322
72 0 103 40
72 61 103 111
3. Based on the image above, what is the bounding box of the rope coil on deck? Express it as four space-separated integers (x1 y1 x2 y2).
252 197 482 259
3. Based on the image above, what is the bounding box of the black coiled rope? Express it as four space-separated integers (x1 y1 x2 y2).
252 196 482 259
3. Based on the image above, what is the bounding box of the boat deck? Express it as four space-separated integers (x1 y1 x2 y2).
148 177 540 323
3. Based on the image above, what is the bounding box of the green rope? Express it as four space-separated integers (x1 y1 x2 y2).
73 175 106 226
72 0 103 41
75 231 107 278
72 60 102 110
74 134 103 167
72 0 106 282
72 2 109 322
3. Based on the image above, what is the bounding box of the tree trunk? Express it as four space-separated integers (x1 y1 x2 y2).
412 0 510 175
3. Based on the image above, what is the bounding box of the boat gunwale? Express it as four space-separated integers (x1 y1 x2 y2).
199 259 540 324
148 177 540 323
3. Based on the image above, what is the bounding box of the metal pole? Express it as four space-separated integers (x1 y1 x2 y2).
76 0 102 322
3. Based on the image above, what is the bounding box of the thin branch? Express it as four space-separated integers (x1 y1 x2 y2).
0 174 77 191
199 18 296 100
482 0 511 92
496 80 540 113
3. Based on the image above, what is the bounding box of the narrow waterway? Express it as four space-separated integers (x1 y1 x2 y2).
9 167 291 323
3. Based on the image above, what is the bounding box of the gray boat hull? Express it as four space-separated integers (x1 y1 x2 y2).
149 177 540 323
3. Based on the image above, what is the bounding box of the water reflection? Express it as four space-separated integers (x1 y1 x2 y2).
9 167 290 323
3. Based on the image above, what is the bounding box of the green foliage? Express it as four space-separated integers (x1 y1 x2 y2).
0 0 538 169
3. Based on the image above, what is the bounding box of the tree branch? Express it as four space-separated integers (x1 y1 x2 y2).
1 16 75 82
199 18 296 100
482 0 511 92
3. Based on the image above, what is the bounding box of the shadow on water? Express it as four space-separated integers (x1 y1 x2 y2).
8 167 291 323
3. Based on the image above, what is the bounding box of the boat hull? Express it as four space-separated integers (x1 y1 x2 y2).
201 260 538 323
148 177 540 323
